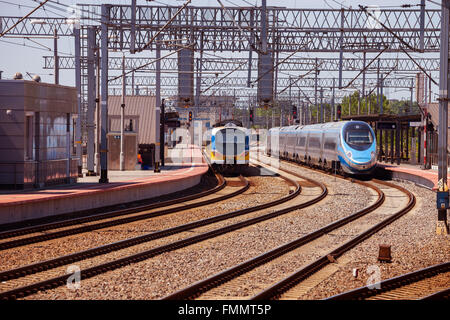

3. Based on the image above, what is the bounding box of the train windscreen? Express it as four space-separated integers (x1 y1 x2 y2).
343 123 374 151
215 128 246 156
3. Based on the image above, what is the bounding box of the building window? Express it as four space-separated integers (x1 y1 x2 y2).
25 115 33 160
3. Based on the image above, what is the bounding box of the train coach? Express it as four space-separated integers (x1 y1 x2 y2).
205 123 249 173
266 120 377 175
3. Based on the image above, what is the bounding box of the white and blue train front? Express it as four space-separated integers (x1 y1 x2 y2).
266 120 377 175
337 121 377 174
206 124 250 172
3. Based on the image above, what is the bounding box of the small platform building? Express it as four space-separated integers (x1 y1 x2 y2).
0 79 78 189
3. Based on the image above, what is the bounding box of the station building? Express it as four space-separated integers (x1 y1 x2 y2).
0 78 78 189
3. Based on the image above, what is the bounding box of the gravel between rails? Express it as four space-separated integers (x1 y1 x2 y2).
22 166 374 300
302 180 450 300
0 176 289 273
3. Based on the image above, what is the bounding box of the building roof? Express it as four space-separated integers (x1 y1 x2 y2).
108 95 156 144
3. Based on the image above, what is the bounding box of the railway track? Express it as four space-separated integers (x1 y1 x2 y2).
327 262 450 300
246 157 416 300
162 161 383 300
0 172 245 250
0 163 321 300
162 155 418 300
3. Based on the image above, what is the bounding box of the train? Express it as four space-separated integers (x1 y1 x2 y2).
205 122 250 173
266 120 377 175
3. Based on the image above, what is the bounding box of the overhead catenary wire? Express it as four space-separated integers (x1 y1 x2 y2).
0 37 72 56
108 46 192 82
135 0 192 53
0 0 50 39
400 47 438 85
201 60 248 95
277 69 316 95
359 4 422 53
216 0 263 55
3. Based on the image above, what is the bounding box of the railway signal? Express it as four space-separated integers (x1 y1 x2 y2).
292 105 297 119
188 111 193 122
337 104 342 120
250 108 254 123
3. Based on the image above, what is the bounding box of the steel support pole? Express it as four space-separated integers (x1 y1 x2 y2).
358 91 361 115
195 32 203 115
437 0 450 234
247 9 254 88
130 0 136 54
320 88 324 123
420 0 426 52
131 71 135 95
95 46 100 175
120 54 125 171
380 74 384 114
99 4 109 183
429 74 432 104
332 78 336 121
54 27 59 85
155 38 161 167
338 8 344 89
315 59 318 123
261 0 267 54
87 27 96 175
348 95 351 116
377 59 380 113
362 51 366 114
274 36 279 101
74 27 82 177
160 99 165 166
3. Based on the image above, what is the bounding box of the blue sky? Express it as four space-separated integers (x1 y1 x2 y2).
0 0 442 102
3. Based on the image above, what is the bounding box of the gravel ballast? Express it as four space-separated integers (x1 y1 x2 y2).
22 164 375 300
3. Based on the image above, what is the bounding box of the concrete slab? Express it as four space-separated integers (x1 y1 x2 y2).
379 163 438 190
0 146 208 225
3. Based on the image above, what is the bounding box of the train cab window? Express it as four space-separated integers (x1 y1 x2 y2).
216 128 245 156
343 123 374 151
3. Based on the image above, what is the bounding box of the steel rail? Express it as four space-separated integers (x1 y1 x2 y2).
0 174 247 283
0 173 250 250
422 287 450 300
327 261 450 300
162 165 381 300
0 166 302 299
0 171 225 240
251 179 415 300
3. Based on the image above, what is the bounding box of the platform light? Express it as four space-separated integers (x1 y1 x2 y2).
30 19 47 25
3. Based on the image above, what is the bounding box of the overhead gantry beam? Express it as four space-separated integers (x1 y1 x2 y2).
43 55 441 72
1 5 441 52
105 75 415 90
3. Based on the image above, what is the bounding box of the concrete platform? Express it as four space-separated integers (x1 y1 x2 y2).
379 163 438 190
0 145 207 225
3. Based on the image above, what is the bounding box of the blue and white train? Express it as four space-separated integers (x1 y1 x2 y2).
205 123 250 172
266 121 377 175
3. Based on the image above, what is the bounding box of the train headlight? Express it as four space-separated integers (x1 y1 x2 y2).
346 151 352 159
